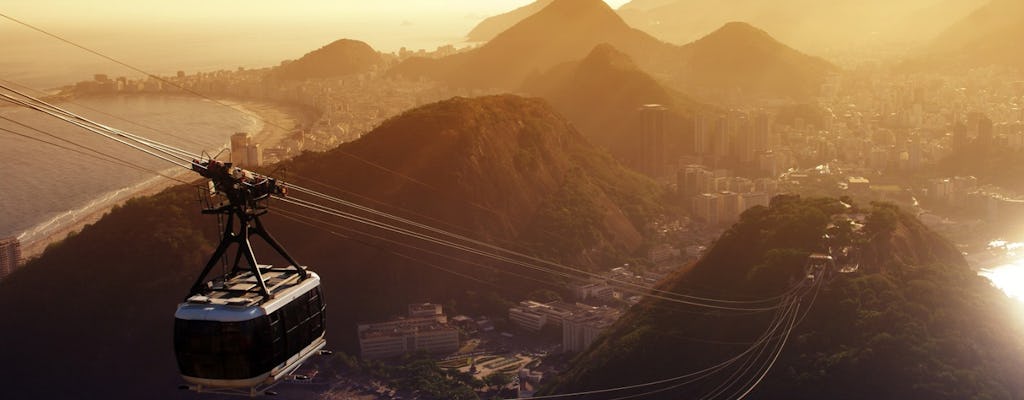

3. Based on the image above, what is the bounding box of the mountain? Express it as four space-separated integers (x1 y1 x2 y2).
921 0 1024 68
0 95 664 399
284 94 661 258
393 1 834 102
930 0 1024 52
543 197 1024 399
618 0 987 51
466 0 554 43
523 43 703 169
390 0 677 90
273 39 382 80
674 22 837 100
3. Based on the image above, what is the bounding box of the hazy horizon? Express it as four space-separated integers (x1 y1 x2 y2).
0 1 632 88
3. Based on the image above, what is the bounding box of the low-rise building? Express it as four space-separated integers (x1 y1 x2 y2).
509 304 547 332
408 302 443 318
357 303 459 359
508 301 577 331
569 282 615 301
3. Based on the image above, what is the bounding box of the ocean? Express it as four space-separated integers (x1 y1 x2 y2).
0 95 259 246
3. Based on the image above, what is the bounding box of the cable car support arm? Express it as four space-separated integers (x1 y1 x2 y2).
187 159 307 299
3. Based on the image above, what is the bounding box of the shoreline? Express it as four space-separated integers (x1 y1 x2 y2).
18 96 315 261
19 172 195 260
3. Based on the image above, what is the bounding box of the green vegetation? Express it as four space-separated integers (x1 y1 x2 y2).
543 196 1024 399
763 260 1024 399
483 372 513 388
687 195 841 296
360 353 482 400
524 168 605 258
0 185 217 398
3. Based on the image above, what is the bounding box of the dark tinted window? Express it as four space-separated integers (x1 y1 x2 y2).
174 317 272 380
267 285 327 365
175 285 327 382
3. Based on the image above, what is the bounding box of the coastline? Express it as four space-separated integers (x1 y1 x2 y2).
19 172 194 260
225 98 319 153
18 96 315 261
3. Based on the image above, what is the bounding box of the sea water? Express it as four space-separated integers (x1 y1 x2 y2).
0 95 259 246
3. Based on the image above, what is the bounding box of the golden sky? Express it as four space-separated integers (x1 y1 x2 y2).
3 1 633 26
0 1 632 86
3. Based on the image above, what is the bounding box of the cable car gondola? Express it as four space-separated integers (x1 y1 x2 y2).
804 253 835 281
174 159 326 395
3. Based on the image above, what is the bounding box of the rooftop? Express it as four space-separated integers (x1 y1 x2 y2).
184 264 308 308
358 317 456 339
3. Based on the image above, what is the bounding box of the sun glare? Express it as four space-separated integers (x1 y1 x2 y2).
981 263 1024 302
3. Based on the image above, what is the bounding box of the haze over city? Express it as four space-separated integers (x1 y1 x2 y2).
2 1 1024 399
1 1 630 87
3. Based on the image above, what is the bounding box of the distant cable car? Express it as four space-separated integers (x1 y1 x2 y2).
174 160 326 395
805 253 835 281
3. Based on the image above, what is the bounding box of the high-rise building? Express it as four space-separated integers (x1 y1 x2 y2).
694 112 713 156
967 112 982 140
693 193 722 226
729 177 754 194
758 152 781 177
754 178 779 196
230 132 251 166
246 143 263 167
230 132 263 167
712 115 731 159
740 192 770 211
735 114 755 163
677 165 707 202
753 111 771 153
908 136 922 170
977 114 993 151
720 191 741 225
0 237 23 280
562 306 621 353
639 104 667 178
952 122 968 153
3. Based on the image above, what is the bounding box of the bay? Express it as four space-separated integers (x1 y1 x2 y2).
0 95 258 246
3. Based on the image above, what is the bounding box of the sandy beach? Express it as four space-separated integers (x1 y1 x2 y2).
19 98 318 261
228 99 319 152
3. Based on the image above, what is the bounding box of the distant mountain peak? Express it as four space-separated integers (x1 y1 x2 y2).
323 38 371 49
496 0 632 38
579 43 638 71
544 0 619 15
698 21 778 46
466 0 554 43
393 0 669 90
274 38 381 81
675 20 836 100
466 0 624 43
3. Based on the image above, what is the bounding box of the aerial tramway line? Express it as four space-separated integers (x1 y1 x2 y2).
0 77 833 400
0 11 838 397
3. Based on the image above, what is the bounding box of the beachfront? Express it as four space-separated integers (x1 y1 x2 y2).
17 98 318 261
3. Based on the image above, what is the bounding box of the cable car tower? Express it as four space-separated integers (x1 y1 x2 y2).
174 159 327 397
187 159 305 298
